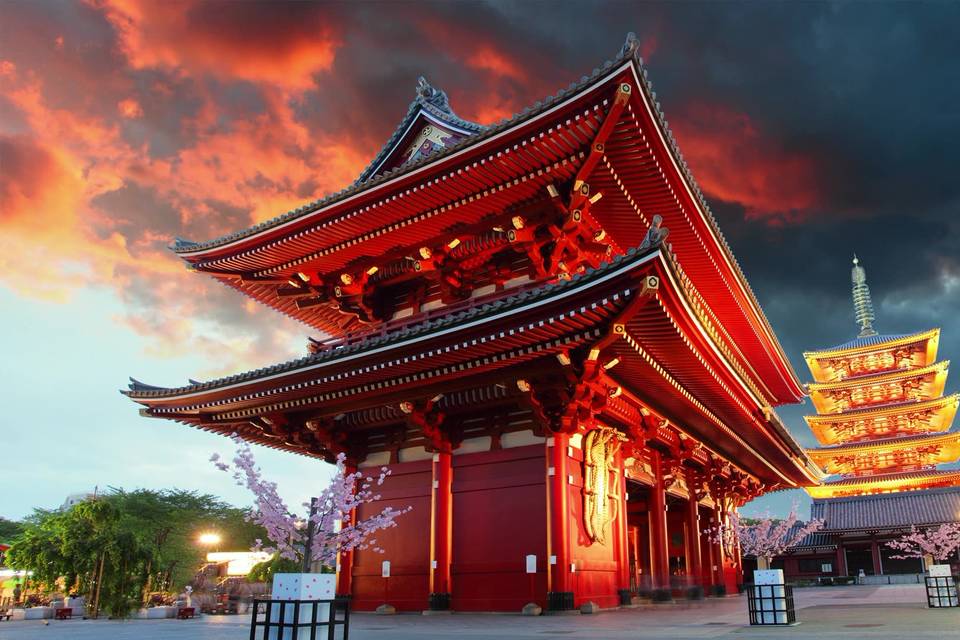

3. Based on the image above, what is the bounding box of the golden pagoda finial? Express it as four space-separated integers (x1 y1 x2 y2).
851 254 877 338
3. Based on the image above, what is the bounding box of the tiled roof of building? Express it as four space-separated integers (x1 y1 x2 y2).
810 486 960 532
792 530 837 550
804 328 938 357
124 245 655 399
807 430 960 455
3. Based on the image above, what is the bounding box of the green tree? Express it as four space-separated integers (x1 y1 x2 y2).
0 517 24 543
247 553 300 584
6 488 267 615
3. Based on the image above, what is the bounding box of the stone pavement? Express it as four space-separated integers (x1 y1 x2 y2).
1 585 957 640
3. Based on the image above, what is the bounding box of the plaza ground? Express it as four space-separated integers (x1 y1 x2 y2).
1 585 957 640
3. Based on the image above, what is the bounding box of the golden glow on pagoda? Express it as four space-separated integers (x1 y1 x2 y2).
805 393 959 445
803 328 940 383
807 361 949 414
803 258 959 499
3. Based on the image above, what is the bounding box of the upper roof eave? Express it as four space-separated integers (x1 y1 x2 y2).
803 328 940 359
164 33 803 403
807 430 960 456
806 360 949 392
124 244 663 403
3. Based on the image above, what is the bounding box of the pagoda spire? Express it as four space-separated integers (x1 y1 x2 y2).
851 255 877 338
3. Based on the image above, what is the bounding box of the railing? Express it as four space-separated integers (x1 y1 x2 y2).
249 598 349 640
745 583 795 625
925 575 959 608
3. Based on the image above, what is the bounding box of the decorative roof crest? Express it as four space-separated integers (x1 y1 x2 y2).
619 32 643 62
416 76 452 112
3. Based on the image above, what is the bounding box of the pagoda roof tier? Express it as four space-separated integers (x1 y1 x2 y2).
804 329 940 384
810 486 960 532
807 360 949 415
125 246 818 488
805 329 940 358
167 34 804 407
805 468 960 499
807 431 960 475
804 393 959 445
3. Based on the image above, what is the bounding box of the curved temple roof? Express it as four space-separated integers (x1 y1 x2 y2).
161 33 805 406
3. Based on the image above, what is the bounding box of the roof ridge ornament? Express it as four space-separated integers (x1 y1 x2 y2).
619 32 643 62
639 214 669 250
416 75 452 112
851 254 878 338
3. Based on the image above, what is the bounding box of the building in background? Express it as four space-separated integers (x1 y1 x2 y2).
125 35 821 611
779 258 960 580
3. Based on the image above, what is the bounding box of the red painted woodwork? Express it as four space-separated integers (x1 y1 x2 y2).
685 492 703 583
450 446 547 611
352 460 432 611
566 440 622 609
649 452 670 590
123 38 815 613
336 463 358 596
549 435 571 596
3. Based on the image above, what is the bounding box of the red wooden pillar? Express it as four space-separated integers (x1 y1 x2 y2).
430 451 453 608
548 433 573 608
711 505 725 589
615 453 630 597
870 539 883 576
337 462 358 597
836 542 847 576
649 450 670 591
684 474 702 588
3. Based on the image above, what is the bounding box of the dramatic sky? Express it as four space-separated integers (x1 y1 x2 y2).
1 1 958 521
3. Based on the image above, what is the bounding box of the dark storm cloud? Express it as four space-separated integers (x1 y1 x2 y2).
1 0 957 428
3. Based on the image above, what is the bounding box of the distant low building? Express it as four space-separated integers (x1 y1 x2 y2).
205 551 271 577
60 490 96 510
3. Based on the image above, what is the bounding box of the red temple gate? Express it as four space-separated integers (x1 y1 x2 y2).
125 34 819 612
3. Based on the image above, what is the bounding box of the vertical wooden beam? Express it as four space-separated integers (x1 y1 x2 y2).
337 461 358 597
649 450 670 591
684 471 703 588
430 451 454 608
615 453 630 598
871 539 883 576
711 505 726 590
836 542 847 577
548 433 573 609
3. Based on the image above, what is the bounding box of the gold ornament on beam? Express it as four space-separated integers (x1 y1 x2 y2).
583 426 627 545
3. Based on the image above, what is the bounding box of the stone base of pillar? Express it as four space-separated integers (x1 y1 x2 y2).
547 591 575 611
428 592 451 611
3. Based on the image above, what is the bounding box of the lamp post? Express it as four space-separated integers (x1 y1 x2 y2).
198 532 222 553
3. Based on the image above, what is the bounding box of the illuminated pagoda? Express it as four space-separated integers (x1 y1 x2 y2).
803 257 960 499
776 258 960 581
124 35 819 611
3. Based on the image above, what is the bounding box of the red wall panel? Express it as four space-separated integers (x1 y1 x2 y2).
566 445 622 608
451 445 548 611
351 459 432 612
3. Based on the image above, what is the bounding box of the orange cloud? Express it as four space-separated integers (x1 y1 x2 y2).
97 0 342 90
670 103 822 224
117 97 142 118
466 45 527 82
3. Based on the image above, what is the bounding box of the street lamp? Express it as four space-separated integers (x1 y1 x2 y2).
198 532 222 552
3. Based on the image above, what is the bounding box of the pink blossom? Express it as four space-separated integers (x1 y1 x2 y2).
708 505 824 562
212 435 411 566
887 523 960 562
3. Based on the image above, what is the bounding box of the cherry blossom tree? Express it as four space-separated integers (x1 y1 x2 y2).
711 507 824 570
210 435 411 569
886 523 960 566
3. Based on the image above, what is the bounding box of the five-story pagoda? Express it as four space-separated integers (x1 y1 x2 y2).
803 257 960 499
